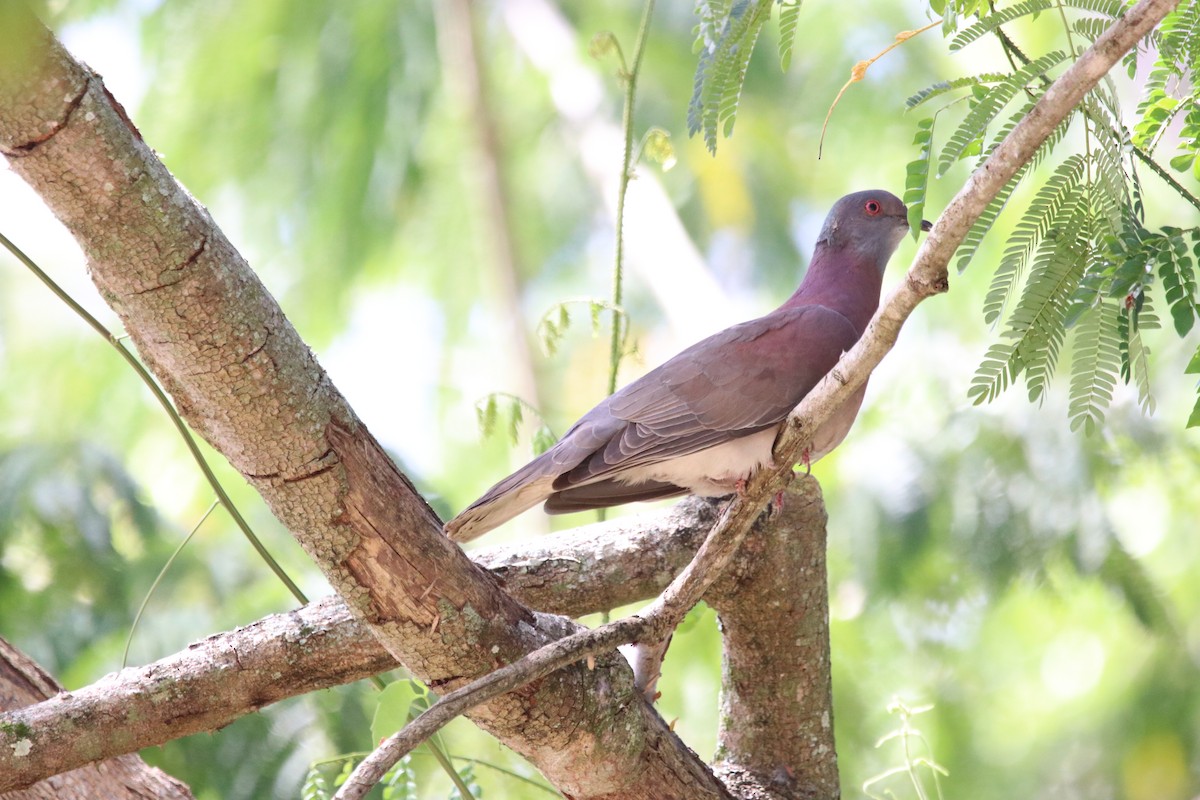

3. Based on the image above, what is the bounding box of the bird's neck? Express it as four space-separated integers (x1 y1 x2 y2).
779 245 884 333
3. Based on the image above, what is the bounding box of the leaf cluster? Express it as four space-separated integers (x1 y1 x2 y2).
688 0 801 153
903 0 1200 431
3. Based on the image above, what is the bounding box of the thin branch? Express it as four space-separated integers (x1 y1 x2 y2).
0 230 308 605
335 483 756 800
608 0 657 397
993 19 1200 212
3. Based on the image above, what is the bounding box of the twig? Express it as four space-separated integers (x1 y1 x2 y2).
333 480 760 800
608 0 656 397
818 20 942 157
0 230 308 605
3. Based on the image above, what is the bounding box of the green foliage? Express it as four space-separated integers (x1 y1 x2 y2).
536 299 628 357
372 680 432 744
447 762 483 800
862 700 948 800
913 0 1200 430
1067 299 1121 434
476 393 557 456
382 756 419 800
688 0 797 153
904 118 936 240
777 0 802 70
949 0 1055 52
905 72 1008 110
937 50 1068 176
983 154 1089 325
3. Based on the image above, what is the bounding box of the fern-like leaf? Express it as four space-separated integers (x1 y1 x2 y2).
971 195 1091 405
983 154 1088 324
939 50 1067 175
1021 200 1093 403
689 0 774 153
302 766 332 800
1158 227 1200 335
904 118 935 240
905 72 1008 109
956 103 1072 273
778 0 803 70
1117 302 1157 413
1068 300 1122 434
950 0 1054 51
382 755 418 800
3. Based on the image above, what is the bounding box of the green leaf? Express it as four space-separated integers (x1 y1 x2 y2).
983 154 1088 324
1068 301 1121 434
588 31 620 61
778 0 803 71
905 72 1008 110
1188 393 1200 428
904 118 935 241
939 51 1068 175
640 126 677 171
1185 343 1200 374
382 755 417 800
1170 152 1197 172
950 0 1053 51
302 765 332 800
372 679 427 743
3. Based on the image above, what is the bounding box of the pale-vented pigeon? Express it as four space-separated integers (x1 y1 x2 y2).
445 190 928 542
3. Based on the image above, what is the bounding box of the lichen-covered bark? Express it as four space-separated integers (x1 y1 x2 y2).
0 637 195 800
0 6 729 797
708 478 838 799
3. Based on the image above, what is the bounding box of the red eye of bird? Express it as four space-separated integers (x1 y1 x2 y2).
864 200 881 215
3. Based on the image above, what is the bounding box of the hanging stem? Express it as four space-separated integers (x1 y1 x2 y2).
0 230 308 605
607 0 656 397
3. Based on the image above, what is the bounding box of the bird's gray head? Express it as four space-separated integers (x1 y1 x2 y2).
815 190 928 272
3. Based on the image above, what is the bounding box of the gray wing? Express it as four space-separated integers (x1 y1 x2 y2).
550 304 861 490
445 304 859 540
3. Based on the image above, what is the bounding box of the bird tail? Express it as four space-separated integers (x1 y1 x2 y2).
443 468 557 542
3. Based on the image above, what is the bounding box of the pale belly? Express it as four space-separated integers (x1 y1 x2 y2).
612 384 867 495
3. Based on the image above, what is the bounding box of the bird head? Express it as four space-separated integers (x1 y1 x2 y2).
816 190 931 273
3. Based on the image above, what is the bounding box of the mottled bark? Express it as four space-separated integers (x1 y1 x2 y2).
709 478 837 800
0 637 194 800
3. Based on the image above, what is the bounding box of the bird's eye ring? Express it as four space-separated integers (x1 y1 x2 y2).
864 200 882 215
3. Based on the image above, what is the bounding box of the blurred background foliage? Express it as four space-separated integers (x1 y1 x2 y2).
1 1 1199 798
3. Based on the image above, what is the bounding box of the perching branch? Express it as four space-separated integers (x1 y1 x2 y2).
335 486 760 799
0 498 719 793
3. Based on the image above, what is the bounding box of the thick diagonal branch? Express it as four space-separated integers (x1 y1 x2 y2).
0 7 729 798
0 501 718 792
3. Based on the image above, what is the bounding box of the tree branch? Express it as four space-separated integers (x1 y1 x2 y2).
0 502 720 792
0 7 731 797
0 637 195 800
706 478 837 798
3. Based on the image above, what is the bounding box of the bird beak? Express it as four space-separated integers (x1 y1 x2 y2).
920 219 933 232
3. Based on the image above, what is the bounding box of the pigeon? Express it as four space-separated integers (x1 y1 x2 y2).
445 190 929 542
